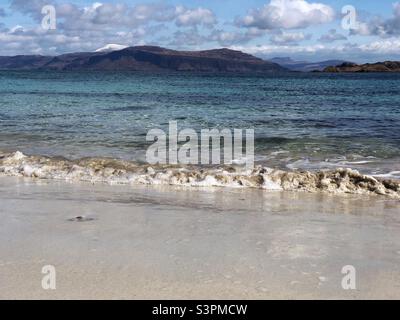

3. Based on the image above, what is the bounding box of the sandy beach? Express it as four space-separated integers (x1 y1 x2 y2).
1 176 400 299
2 0 400 304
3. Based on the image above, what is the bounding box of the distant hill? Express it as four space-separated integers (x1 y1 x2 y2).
0 55 53 70
269 57 349 72
323 61 400 72
0 46 287 73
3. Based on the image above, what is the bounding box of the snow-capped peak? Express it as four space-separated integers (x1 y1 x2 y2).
95 44 128 53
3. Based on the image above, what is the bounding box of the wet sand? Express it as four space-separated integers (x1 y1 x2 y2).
1 176 400 299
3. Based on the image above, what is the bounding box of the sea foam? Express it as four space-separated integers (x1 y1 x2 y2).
0 151 399 198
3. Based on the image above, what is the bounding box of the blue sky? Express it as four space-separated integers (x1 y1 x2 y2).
0 0 400 62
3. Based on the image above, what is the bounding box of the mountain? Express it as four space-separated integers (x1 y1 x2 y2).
0 55 52 70
269 57 349 72
0 46 287 73
323 61 400 72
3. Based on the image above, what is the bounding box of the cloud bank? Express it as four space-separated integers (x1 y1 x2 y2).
0 0 399 62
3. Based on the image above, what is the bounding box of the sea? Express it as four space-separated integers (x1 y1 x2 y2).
1 70 400 194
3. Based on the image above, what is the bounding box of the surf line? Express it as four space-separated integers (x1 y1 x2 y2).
146 120 255 170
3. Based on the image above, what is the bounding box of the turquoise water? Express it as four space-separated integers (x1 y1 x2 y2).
1 71 400 177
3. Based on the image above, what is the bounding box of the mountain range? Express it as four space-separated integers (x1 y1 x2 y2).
1 46 399 73
268 57 349 72
0 46 286 73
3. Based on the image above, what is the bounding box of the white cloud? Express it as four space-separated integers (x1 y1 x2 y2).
169 28 206 47
270 31 311 44
232 43 326 56
237 0 335 30
352 2 400 37
10 1 216 31
318 29 347 42
213 31 247 45
231 38 400 61
3 1 220 55
3 0 400 62
175 6 217 27
208 29 263 46
358 39 400 54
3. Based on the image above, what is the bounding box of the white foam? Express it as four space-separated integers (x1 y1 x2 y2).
0 151 399 198
373 171 400 179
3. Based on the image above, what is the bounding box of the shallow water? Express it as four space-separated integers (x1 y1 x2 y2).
1 177 400 299
1 71 400 178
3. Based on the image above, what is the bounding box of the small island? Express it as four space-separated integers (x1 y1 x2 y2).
324 61 400 73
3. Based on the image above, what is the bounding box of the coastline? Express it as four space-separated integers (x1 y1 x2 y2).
1 176 400 299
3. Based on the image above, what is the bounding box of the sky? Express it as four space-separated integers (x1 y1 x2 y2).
0 0 400 62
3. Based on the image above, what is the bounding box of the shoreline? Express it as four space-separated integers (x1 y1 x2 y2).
1 151 400 199
1 176 400 299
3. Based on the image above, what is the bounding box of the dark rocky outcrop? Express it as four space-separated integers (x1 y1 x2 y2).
323 61 400 72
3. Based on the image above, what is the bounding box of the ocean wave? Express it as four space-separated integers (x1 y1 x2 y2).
0 151 399 198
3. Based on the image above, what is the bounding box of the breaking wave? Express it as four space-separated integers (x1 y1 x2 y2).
1 151 399 198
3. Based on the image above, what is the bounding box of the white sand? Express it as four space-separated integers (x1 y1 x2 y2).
1 176 400 299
